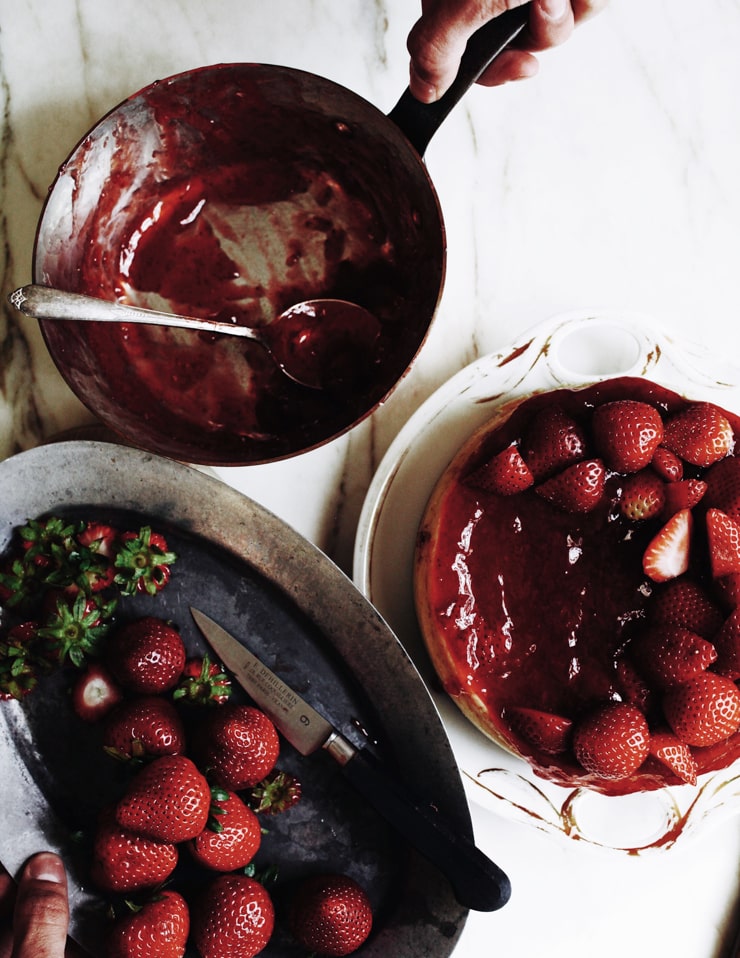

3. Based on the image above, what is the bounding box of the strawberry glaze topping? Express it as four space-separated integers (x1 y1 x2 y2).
416 377 740 795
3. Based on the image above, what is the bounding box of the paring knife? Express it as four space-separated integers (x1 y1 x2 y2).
190 607 511 913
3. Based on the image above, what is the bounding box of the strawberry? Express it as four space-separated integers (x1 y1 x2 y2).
91 807 178 894
251 769 303 815
618 470 665 521
520 406 586 481
706 508 740 578
505 706 572 754
661 478 707 518
37 591 115 667
629 625 717 689
663 402 734 467
189 788 261 871
704 455 740 518
0 622 41 700
648 731 698 786
71 662 124 722
663 672 740 746
173 655 232 706
649 578 724 638
715 572 740 611
193 704 280 791
107 890 189 958
711 608 740 679
103 696 186 761
651 447 684 482
642 508 692 583
289 874 373 957
572 703 650 780
115 755 211 842
107 617 186 694
191 874 274 958
615 657 654 713
465 444 534 496
535 459 605 513
591 400 664 474
114 526 177 596
77 521 119 557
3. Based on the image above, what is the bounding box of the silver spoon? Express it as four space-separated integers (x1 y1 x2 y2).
9 285 381 391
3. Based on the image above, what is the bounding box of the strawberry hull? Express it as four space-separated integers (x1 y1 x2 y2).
415 376 740 796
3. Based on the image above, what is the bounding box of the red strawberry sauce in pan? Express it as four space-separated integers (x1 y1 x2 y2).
36 66 443 464
416 378 740 795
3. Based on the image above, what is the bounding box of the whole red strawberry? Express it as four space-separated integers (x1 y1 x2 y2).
706 508 740 579
71 662 124 722
173 655 232 706
193 704 280 790
520 406 586 481
107 617 186 694
572 703 650 780
115 755 211 842
704 455 740 518
189 789 261 871
103 696 186 761
107 890 189 958
629 625 717 690
534 459 605 513
114 526 177 595
289 874 373 957
505 706 572 755
619 469 665 521
466 444 534 496
648 731 698 786
649 577 724 638
591 399 664 474
91 807 178 894
192 874 274 958
663 402 734 467
663 672 740 746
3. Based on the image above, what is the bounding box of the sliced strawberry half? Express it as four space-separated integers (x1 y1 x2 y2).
535 459 606 514
706 508 740 578
663 672 740 746
663 402 735 467
520 406 586 481
465 444 534 496
505 706 573 754
648 731 698 786
642 508 692 583
572 702 650 780
591 399 664 474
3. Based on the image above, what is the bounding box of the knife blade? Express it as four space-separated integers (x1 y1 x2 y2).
190 607 511 913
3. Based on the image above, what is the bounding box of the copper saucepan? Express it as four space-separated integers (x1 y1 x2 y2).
34 6 529 465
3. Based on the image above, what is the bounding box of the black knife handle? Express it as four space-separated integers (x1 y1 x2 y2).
340 747 511 912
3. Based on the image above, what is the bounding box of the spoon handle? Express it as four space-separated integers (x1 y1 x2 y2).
388 2 531 157
9 285 256 339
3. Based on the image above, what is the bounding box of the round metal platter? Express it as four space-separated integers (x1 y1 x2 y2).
0 440 471 956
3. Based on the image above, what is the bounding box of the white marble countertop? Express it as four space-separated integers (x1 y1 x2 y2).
3 0 740 955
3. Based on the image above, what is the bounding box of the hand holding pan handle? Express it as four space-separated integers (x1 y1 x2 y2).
389 2 531 156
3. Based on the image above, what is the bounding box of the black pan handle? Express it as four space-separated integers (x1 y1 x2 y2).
388 1 531 156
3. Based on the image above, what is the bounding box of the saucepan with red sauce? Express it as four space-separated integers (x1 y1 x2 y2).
33 8 529 465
